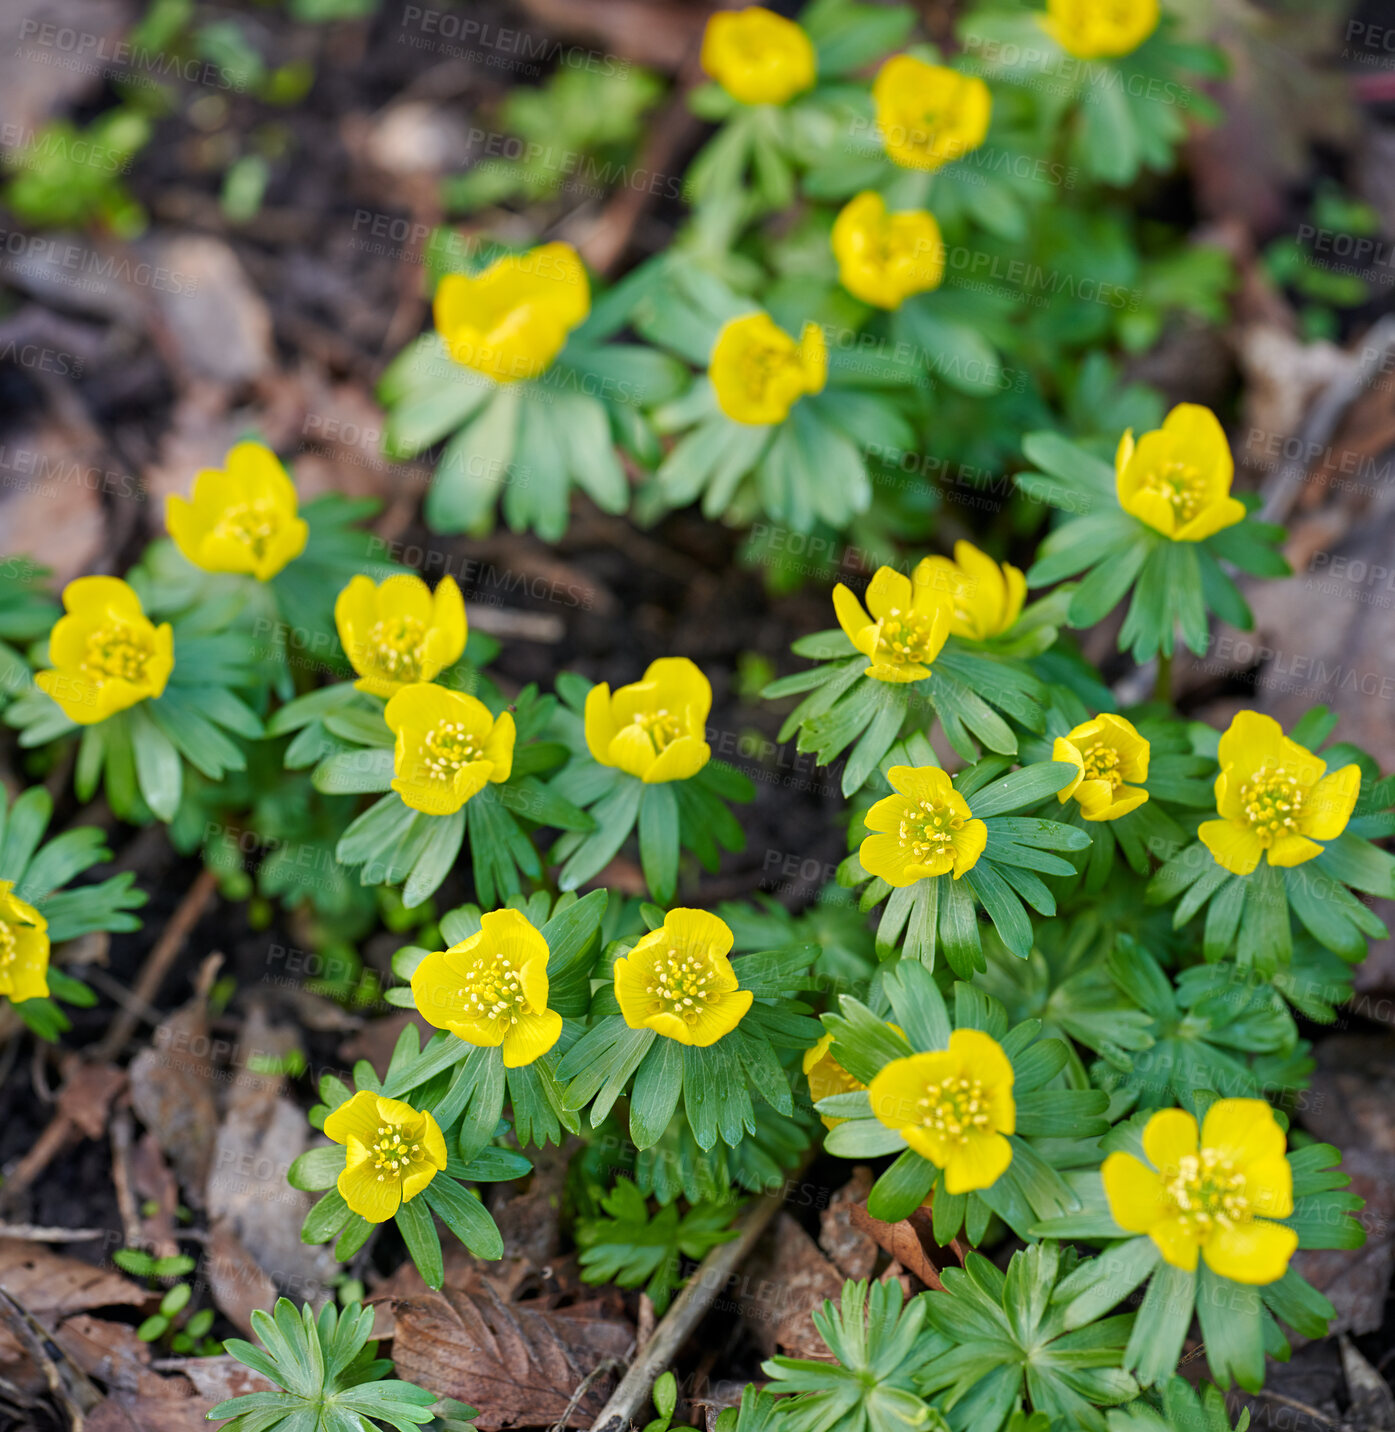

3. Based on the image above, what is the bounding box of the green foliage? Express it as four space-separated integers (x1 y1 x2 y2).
208 1299 452 1430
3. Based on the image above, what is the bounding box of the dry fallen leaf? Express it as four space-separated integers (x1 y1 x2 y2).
818 1169 878 1281
390 1274 632 1430
847 1203 944 1293
129 991 219 1207
742 1212 845 1360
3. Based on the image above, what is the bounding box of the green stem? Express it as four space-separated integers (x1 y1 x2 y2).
1154 649 1173 708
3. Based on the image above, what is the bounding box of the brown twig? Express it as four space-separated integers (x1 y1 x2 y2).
587 1183 790 1432
93 866 219 1061
0 1290 99 1426
109 1108 144 1251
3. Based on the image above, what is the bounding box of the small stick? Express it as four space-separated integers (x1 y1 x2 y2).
0 1224 107 1241
109 1109 143 1250
587 1187 788 1432
93 866 219 1060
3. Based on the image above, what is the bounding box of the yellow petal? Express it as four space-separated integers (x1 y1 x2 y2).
1202 1220 1298 1286
864 566 914 621
950 819 987 878
1199 1099 1287 1170
644 735 710 783
1304 764 1360 840
833 584 872 647
1199 819 1264 877
943 1129 1012 1194
584 683 617 765
1266 833 1323 868
339 1144 402 1223
324 1089 387 1147
502 1008 563 1067
1148 1216 1201 1272
1102 1151 1169 1233
1142 1107 1198 1175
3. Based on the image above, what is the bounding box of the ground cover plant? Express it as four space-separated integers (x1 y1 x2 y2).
0 0 1391 1428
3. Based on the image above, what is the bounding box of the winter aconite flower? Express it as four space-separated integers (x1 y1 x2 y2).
334 574 467 699
434 242 590 384
165 441 308 581
833 566 951 683
1199 711 1359 876
701 7 816 106
1053 714 1151 822
36 577 173 724
831 192 944 309
614 908 753 1047
385 683 515 816
710 313 827 425
324 1090 447 1224
0 881 49 1003
585 657 712 784
917 541 1026 641
1042 0 1159 59
411 908 563 1067
1102 1099 1297 1284
868 1030 1016 1194
805 1025 902 1129
872 56 991 172
1116 403 1245 543
860 765 987 885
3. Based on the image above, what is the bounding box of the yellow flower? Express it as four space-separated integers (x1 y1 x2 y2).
1101 1099 1297 1285
36 577 173 725
833 565 951 683
1054 714 1150 822
1116 404 1245 543
872 56 992 172
1198 711 1360 877
860 764 987 886
323 1090 447 1224
0 881 49 1003
614 908 753 1047
165 441 308 582
916 542 1026 641
411 908 563 1068
584 657 712 784
701 7 816 106
385 683 515 817
804 1025 902 1129
710 313 827 426
831 192 945 310
334 574 467 699
1042 0 1159 59
434 242 590 384
868 1030 1016 1194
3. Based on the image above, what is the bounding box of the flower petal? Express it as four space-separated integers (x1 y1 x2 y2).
1102 1151 1169 1233
1203 1220 1298 1286
1199 819 1264 877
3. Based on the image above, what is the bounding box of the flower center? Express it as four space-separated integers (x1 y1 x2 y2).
456 953 526 1026
420 720 481 780
631 707 682 754
212 500 281 560
736 341 797 405
1081 744 1123 790
898 796 964 862
82 620 155 686
0 921 15 970
1142 459 1208 524
367 615 428 682
1165 1149 1251 1235
369 1123 427 1184
875 606 939 667
916 1075 991 1145
1239 764 1306 848
646 945 717 1027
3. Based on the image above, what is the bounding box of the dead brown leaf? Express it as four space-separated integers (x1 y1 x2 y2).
742 1212 844 1360
0 1241 146 1386
205 1222 280 1340
390 1275 632 1430
129 990 219 1207
847 1204 943 1293
818 1168 878 1281
206 1008 337 1315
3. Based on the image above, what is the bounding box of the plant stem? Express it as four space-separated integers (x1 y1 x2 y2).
1154 649 1172 707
